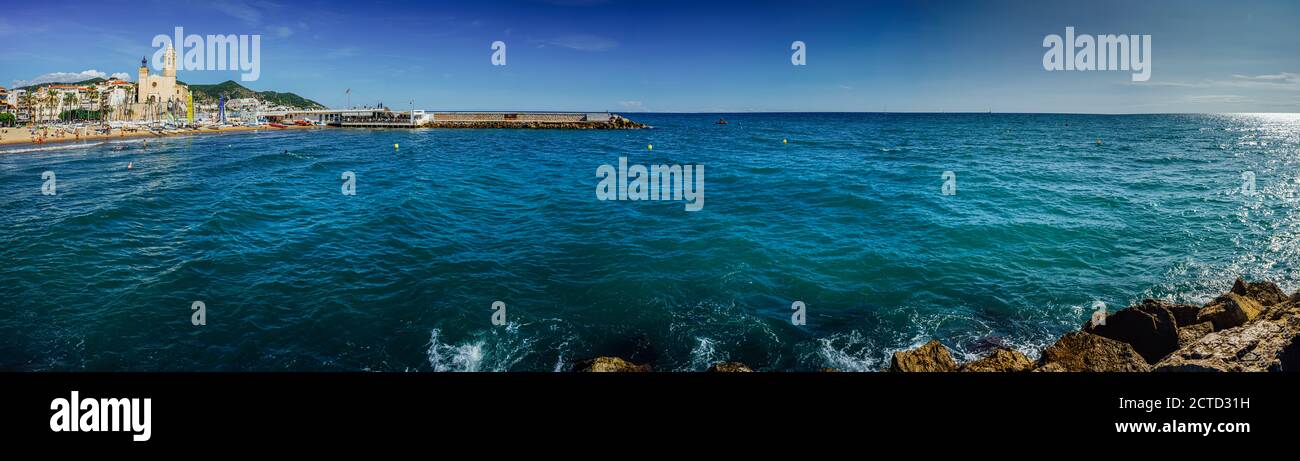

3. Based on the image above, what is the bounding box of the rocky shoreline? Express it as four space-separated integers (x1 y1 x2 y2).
573 278 1300 372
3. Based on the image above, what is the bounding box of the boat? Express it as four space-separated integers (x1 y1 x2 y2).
715 118 728 125
269 123 288 129
293 120 312 126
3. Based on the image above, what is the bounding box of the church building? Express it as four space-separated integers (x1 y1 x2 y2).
132 44 191 120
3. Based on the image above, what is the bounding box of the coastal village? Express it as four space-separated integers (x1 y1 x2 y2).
0 45 643 146
0 45 324 145
0 45 312 126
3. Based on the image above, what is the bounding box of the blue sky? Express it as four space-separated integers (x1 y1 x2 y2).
2 0 1298 113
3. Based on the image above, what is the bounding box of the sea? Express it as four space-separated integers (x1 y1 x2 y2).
2 113 1299 371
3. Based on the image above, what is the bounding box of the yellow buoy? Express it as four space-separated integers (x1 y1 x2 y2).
394 143 400 150
647 144 653 151
783 138 788 144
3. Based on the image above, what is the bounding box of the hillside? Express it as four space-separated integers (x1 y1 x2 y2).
15 78 107 91
188 80 327 110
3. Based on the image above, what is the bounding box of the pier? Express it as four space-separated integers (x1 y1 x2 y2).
260 109 421 127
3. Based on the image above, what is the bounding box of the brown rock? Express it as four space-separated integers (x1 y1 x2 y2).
572 357 652 372
1262 300 1299 322
1033 362 1068 372
1037 332 1150 372
1231 278 1288 306
1155 318 1299 372
1138 299 1201 327
889 340 958 372
706 362 753 372
1177 322 1215 347
960 348 1034 372
1085 303 1179 364
1196 293 1264 331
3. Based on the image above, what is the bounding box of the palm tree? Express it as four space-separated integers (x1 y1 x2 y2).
64 94 78 121
42 90 56 123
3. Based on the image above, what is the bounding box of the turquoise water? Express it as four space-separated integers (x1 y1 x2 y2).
3 113 1299 371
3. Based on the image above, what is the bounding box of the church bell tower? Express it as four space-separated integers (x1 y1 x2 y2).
163 45 177 78
137 56 149 103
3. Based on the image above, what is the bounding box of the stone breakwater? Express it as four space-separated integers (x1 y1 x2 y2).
888 278 1299 372
572 278 1300 372
420 115 647 130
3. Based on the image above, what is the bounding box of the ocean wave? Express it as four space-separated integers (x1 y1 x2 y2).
427 325 532 372
687 337 726 371
808 330 886 372
0 142 106 154
426 320 582 372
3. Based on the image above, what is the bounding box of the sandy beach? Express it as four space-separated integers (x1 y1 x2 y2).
0 124 323 150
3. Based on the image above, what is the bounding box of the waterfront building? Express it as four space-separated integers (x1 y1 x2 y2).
0 86 12 124
132 44 191 121
12 89 31 124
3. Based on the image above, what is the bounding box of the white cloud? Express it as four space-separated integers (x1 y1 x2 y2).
1187 95 1251 104
211 0 265 25
13 69 127 88
1232 72 1298 82
1229 72 1300 87
0 19 49 36
1141 72 1300 90
540 34 618 51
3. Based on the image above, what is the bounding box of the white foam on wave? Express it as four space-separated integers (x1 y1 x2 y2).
686 337 726 371
805 303 1068 371
426 322 538 372
552 338 571 372
665 299 782 371
427 329 487 372
812 331 885 372
0 142 105 154
107 138 147 145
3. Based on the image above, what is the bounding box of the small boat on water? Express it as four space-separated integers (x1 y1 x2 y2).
715 118 728 125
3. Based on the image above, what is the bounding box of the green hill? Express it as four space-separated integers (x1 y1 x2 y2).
188 80 326 110
15 78 107 91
